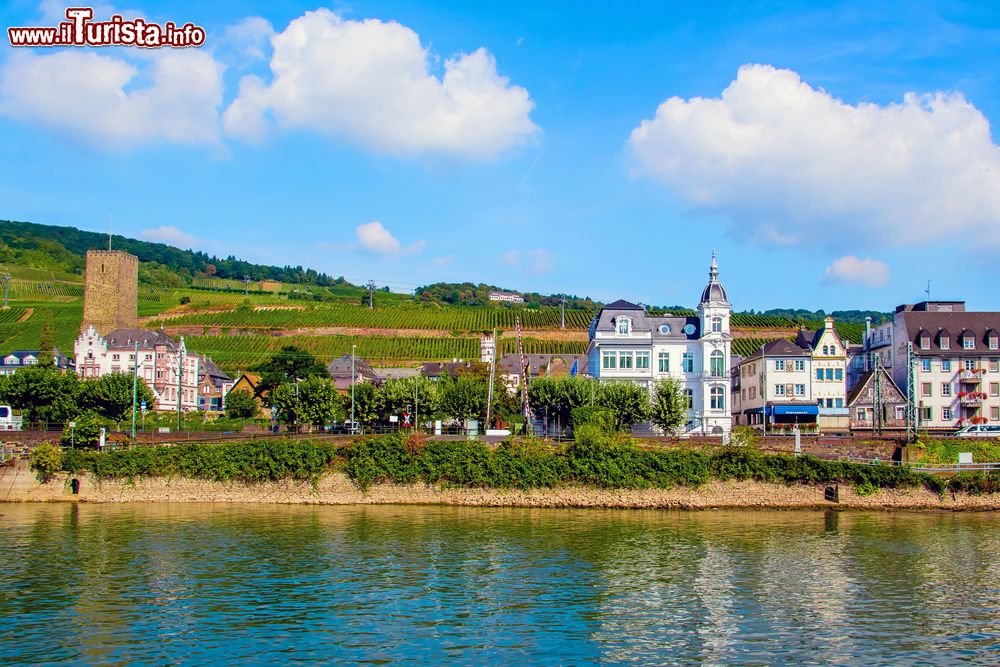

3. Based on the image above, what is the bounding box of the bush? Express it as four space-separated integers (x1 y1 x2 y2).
570 406 617 433
60 413 105 448
30 441 62 483
225 390 259 420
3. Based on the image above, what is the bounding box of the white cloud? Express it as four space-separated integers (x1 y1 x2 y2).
0 49 223 149
527 248 552 274
221 16 276 63
432 255 455 266
355 221 424 258
140 225 198 248
822 255 890 287
223 8 538 158
500 250 520 267
629 64 1000 247
499 248 551 273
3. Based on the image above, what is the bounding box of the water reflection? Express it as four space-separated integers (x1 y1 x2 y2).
1 504 998 665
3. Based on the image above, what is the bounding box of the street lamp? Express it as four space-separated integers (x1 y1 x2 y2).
760 344 767 434
350 344 356 433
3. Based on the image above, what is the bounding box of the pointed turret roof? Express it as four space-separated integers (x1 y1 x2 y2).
699 250 730 305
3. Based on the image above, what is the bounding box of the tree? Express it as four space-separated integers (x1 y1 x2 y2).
378 376 440 423
527 376 595 430
440 375 488 423
225 389 259 420
79 372 155 425
297 377 343 427
596 382 651 431
350 381 380 426
650 378 689 434
253 345 327 396
60 412 104 448
0 364 80 426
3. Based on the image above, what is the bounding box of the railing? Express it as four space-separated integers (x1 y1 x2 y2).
960 395 983 406
959 370 983 383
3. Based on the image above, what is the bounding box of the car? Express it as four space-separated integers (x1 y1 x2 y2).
953 424 1000 437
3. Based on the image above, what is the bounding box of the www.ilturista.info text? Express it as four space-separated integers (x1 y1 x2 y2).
8 8 205 48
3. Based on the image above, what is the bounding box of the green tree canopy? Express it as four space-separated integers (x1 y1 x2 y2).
440 375 488 423
596 382 651 431
224 389 259 420
253 345 327 396
0 364 80 425
79 372 156 424
650 378 689 434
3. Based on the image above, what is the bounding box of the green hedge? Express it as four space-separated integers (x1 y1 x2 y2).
45 434 997 495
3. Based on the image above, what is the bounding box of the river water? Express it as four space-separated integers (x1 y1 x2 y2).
1 504 998 665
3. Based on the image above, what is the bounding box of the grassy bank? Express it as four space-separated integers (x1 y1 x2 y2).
32 433 1000 497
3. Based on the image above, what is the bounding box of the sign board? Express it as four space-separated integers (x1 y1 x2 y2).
959 452 974 465
98 428 106 449
389 415 399 423
140 401 147 414
69 421 76 428
158 427 171 433
402 413 411 427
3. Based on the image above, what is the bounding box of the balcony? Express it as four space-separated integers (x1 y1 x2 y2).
959 392 986 406
960 370 983 383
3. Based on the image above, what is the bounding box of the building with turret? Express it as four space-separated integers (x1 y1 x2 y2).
586 252 732 435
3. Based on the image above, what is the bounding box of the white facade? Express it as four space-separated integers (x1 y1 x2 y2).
488 291 525 304
586 253 732 435
74 325 200 412
864 301 1000 430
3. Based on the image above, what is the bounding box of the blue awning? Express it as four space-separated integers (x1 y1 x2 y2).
767 404 819 416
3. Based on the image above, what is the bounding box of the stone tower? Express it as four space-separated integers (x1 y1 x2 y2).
82 249 138 335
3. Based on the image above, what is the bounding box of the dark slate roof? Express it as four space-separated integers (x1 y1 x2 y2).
420 361 483 377
104 328 177 350
741 338 810 361
591 306 702 340
197 356 232 384
902 311 1000 356
497 353 588 377
327 354 380 382
699 252 730 305
845 367 906 406
604 299 643 310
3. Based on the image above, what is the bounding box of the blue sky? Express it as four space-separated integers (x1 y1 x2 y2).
1 1 999 312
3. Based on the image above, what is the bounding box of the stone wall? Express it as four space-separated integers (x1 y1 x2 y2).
82 249 138 335
3 459 998 510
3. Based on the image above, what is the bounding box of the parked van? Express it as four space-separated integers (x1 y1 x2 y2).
954 424 1000 437
0 405 23 431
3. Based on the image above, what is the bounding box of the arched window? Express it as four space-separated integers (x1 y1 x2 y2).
822 345 829 355
711 317 722 333
711 386 725 410
710 350 725 377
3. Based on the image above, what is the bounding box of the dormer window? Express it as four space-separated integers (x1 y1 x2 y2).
991 336 999 351
920 336 930 350
940 336 950 350
963 336 975 350
616 317 631 335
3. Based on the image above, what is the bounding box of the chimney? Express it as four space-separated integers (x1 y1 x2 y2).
865 316 872 346
824 316 834 330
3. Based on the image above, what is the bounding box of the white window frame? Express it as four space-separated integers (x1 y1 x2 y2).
601 351 617 370
941 383 951 397
711 317 722 333
635 351 650 370
616 318 631 335
682 353 694 374
942 407 953 421
657 352 670 373
963 336 975 350
618 351 634 369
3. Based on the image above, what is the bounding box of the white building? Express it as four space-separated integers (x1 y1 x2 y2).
732 318 849 430
488 290 525 304
865 301 1000 430
74 325 200 413
586 253 732 435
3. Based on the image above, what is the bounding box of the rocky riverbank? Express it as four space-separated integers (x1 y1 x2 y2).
3 461 998 510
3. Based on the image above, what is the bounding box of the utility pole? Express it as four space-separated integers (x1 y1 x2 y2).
350 344 356 431
872 353 881 436
924 279 931 302
560 296 566 329
761 344 767 433
367 281 376 309
176 344 185 432
414 376 419 432
0 272 10 309
485 329 497 427
131 340 139 441
905 342 916 443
